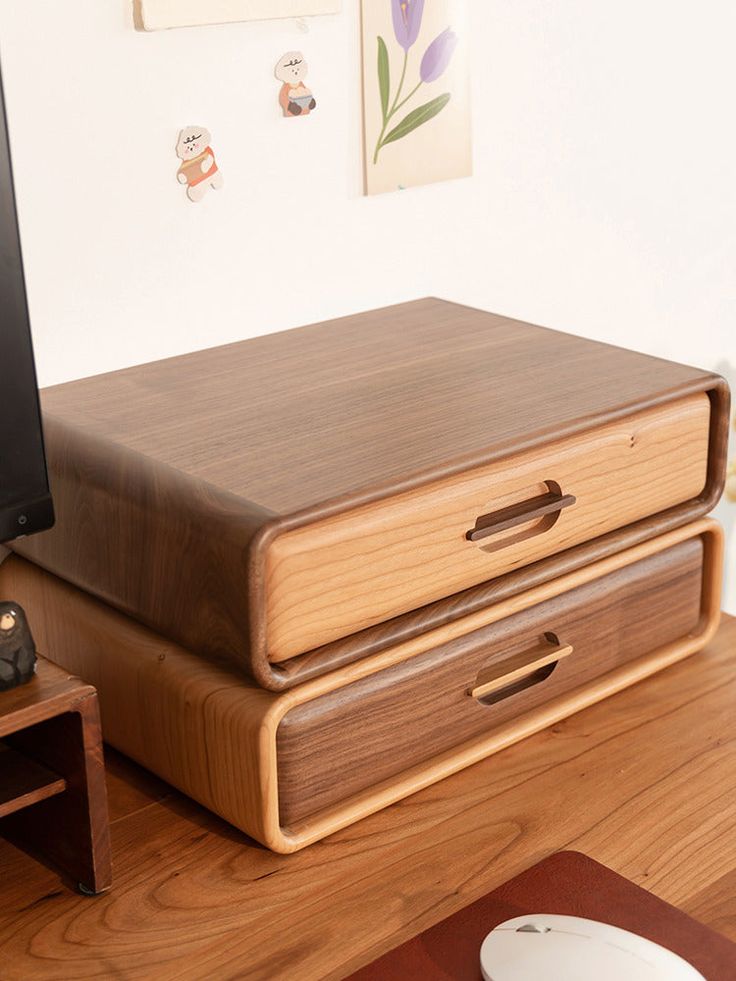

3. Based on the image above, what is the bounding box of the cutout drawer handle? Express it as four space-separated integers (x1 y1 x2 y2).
469 632 573 705
466 484 576 543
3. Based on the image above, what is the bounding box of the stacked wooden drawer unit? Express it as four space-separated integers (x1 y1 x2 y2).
2 299 728 852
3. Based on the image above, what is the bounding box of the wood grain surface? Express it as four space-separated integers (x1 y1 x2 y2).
0 657 111 894
0 521 722 855
266 394 710 659
0 614 735 980
0 745 66 818
29 299 726 512
277 537 704 824
0 655 96 738
12 298 729 686
345 851 736 981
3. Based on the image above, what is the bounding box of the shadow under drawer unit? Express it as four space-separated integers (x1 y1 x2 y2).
0 519 722 853
12 299 728 690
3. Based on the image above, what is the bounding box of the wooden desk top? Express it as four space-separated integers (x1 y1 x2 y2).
0 614 735 979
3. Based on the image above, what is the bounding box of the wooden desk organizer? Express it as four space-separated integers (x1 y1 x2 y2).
0 519 722 853
0 657 111 893
12 300 729 691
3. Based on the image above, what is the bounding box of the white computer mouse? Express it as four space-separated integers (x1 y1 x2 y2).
480 914 705 981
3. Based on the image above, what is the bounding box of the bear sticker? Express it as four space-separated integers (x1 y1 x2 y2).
175 126 224 202
275 51 317 117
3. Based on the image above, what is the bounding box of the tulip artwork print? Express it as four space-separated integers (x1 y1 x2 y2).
361 0 471 194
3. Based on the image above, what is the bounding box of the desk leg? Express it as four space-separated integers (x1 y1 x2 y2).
1 692 112 894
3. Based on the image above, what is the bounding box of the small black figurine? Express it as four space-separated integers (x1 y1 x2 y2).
0 602 37 691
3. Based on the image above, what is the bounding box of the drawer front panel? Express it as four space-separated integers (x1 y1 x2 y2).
265 394 711 662
277 537 704 826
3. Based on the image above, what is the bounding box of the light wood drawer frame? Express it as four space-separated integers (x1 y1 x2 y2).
264 395 712 661
0 519 722 854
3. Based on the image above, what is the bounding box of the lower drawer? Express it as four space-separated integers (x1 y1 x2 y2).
277 536 704 825
0 520 722 853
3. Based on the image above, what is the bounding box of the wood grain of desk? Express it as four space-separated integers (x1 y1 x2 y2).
0 614 734 980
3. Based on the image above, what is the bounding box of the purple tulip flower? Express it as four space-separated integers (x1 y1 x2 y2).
420 28 458 83
392 0 425 52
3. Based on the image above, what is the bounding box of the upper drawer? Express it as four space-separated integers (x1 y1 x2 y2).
17 301 729 689
265 393 711 661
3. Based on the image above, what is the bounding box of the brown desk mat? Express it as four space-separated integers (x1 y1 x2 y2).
347 851 736 980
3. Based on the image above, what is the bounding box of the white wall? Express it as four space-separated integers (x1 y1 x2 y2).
1 0 735 601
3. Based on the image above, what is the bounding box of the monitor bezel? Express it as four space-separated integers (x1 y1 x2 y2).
0 62 54 545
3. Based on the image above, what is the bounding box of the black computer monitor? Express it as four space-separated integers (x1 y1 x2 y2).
0 64 54 544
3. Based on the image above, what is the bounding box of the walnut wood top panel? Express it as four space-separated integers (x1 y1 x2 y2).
0 615 735 980
37 298 722 516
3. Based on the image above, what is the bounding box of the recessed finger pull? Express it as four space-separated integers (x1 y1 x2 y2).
467 483 576 545
469 632 573 706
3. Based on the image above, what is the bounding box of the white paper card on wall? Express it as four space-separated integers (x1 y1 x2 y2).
140 0 341 31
